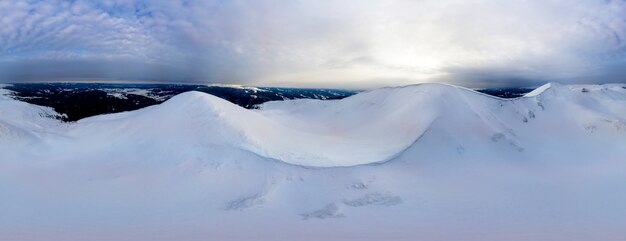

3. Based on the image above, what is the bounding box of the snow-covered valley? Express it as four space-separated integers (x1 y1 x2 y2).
1 83 626 241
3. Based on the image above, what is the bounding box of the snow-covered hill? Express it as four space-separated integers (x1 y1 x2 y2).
1 83 626 241
4 83 356 121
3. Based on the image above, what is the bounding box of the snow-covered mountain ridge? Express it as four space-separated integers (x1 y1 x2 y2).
1 83 626 240
3 82 624 167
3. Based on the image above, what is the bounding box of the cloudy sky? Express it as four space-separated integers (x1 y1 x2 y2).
1 0 625 88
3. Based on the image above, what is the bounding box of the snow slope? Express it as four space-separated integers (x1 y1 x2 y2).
1 83 626 241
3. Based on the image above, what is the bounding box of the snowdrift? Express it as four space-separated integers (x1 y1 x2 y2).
1 83 626 240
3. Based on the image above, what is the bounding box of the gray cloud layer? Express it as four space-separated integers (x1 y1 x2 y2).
1 0 625 88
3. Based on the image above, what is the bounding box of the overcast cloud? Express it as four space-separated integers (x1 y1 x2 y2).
1 0 625 88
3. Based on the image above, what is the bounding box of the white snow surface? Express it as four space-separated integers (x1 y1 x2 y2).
1 83 626 241
524 82 552 97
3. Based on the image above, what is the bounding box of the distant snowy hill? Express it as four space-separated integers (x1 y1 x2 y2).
1 83 626 240
4 83 356 121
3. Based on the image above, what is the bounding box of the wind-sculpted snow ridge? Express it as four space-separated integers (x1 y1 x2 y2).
2 82 626 167
524 83 552 97
54 89 436 167
0 86 63 154
2 83 626 241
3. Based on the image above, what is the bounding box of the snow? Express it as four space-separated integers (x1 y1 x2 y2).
1 83 626 240
207 83 269 93
524 82 552 97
